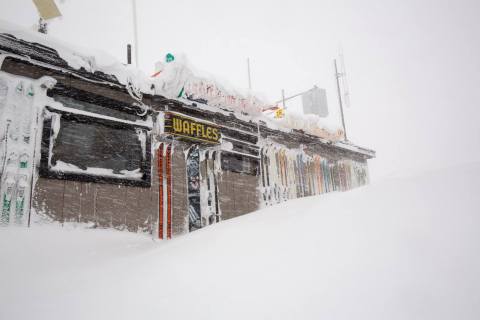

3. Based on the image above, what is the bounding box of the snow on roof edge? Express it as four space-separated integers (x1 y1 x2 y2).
0 20 375 157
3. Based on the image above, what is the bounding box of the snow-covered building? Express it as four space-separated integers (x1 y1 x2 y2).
0 27 375 238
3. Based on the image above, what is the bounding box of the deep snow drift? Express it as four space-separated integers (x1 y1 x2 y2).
1 162 480 320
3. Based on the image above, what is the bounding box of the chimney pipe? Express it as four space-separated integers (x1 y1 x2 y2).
127 44 132 65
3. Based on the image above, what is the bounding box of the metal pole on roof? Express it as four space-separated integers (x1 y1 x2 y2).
274 87 313 104
132 0 140 67
247 58 252 90
334 59 348 141
127 44 132 64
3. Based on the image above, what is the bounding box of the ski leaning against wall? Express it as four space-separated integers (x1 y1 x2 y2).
0 71 56 226
258 142 370 208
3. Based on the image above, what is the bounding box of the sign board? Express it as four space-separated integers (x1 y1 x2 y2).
32 0 62 20
302 86 329 117
164 113 221 144
274 107 285 119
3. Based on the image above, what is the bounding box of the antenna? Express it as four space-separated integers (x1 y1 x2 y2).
334 59 348 141
338 49 351 108
247 58 252 90
131 0 140 67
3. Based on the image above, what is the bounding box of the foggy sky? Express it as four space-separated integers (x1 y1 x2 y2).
1 0 479 179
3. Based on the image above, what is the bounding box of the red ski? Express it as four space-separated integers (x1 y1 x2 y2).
157 144 164 239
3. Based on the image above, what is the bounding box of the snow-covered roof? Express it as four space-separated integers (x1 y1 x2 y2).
0 20 375 158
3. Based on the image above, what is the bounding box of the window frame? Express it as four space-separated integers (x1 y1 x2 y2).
220 151 259 176
39 107 152 188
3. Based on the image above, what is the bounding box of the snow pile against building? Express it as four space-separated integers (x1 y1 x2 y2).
0 20 152 92
276 112 345 141
1 162 479 320
151 53 265 116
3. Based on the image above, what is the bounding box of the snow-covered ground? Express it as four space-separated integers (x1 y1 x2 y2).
1 162 479 320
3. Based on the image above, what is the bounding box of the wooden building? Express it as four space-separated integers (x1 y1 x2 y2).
0 33 375 237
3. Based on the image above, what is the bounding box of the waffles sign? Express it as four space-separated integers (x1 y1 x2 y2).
164 113 220 144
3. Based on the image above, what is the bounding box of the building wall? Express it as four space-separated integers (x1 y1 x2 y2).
217 170 259 221
1 55 373 238
171 142 189 236
32 138 193 237
33 177 158 232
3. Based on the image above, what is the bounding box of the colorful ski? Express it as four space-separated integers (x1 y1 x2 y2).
157 144 164 239
1 173 15 224
166 144 172 239
14 175 27 223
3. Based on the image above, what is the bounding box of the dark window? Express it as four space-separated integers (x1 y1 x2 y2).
223 138 260 157
40 108 151 187
221 128 258 144
52 120 143 172
221 152 259 176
